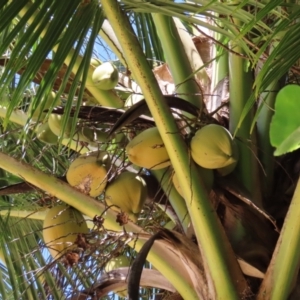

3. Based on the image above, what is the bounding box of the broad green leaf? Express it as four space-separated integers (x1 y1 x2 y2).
274 128 300 156
270 85 300 155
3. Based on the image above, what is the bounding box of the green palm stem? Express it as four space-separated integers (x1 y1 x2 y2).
209 20 229 112
210 11 228 88
102 1 249 298
257 176 300 300
151 14 204 109
256 80 279 201
208 20 252 251
212 3 262 265
228 40 262 207
172 17 211 90
256 28 284 202
211 49 228 92
17 2 123 108
120 14 206 228
99 20 126 66
151 169 191 233
0 152 201 299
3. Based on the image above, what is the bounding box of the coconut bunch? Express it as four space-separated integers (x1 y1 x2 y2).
31 58 213 147
30 60 120 145
125 124 239 191
120 121 280 292
64 149 149 222
35 60 239 263
42 152 149 260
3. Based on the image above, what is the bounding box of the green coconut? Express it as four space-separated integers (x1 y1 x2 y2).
90 57 102 68
78 127 109 145
43 205 88 259
35 122 59 144
190 124 239 170
126 127 171 170
105 255 130 272
92 62 119 90
66 151 111 197
48 114 75 139
105 171 147 222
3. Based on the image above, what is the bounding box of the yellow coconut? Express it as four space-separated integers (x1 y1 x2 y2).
190 124 239 169
48 114 75 139
66 151 111 197
92 62 119 90
124 93 144 108
43 205 88 260
35 122 58 144
90 57 102 68
105 255 130 297
126 127 171 170
105 255 130 272
172 166 214 197
105 172 147 222
217 140 239 176
29 92 58 122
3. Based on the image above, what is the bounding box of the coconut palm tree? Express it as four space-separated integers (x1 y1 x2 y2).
0 1 300 299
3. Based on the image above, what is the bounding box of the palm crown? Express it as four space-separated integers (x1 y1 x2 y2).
0 1 300 299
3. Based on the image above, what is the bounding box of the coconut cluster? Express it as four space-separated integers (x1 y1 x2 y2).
32 59 119 145
43 151 148 259
124 124 239 197
125 124 239 174
65 151 148 221
42 122 238 261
